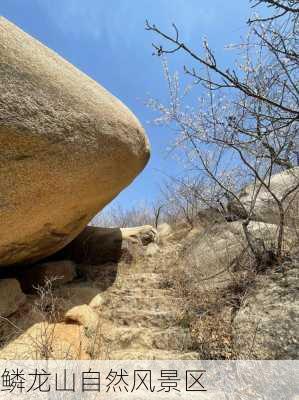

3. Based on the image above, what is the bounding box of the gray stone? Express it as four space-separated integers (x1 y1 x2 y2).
233 261 299 359
0 279 26 317
228 167 299 227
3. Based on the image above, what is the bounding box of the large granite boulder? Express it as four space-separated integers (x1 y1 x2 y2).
228 167 299 227
56 225 157 265
0 18 150 266
182 221 296 291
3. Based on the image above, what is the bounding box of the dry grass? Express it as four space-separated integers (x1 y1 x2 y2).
162 216 298 359
0 275 114 360
84 321 112 360
168 252 259 359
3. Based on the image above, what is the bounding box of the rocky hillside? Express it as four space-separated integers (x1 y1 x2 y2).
0 211 298 360
0 225 197 359
0 18 298 361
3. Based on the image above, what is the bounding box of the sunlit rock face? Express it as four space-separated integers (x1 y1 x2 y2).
228 167 299 227
0 17 150 266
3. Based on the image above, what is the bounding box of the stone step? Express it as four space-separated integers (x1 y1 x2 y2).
116 272 163 282
113 274 167 290
106 287 175 298
87 246 196 361
108 349 199 360
100 309 179 329
110 281 166 291
102 295 181 312
100 325 193 352
124 261 177 274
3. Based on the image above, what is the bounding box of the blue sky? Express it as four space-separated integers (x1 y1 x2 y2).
1 1 253 210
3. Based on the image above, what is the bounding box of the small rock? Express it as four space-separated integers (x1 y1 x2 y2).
121 225 158 245
0 279 26 317
19 260 76 292
89 294 105 309
65 305 99 330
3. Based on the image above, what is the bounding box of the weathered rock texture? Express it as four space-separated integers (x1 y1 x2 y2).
0 279 26 317
59 225 157 265
65 304 99 330
18 260 76 292
59 226 123 265
229 167 299 227
0 17 150 266
182 221 296 290
0 322 90 359
0 216 297 360
233 261 298 359
0 239 198 360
